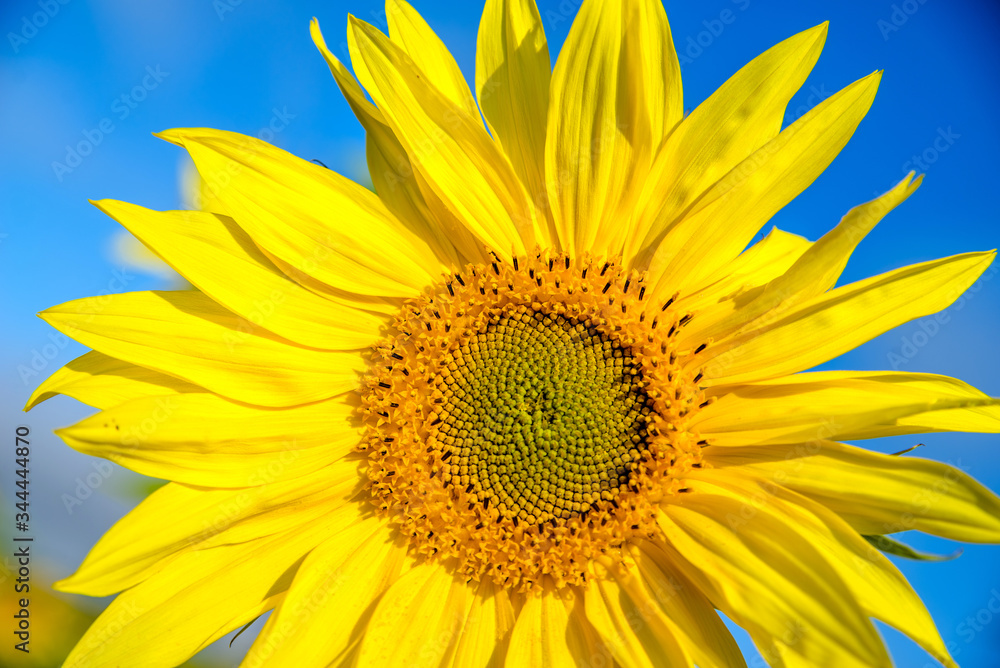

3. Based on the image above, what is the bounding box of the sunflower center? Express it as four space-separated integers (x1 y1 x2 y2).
435 309 652 525
360 251 709 592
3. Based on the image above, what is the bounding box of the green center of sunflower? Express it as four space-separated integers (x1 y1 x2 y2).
434 310 653 525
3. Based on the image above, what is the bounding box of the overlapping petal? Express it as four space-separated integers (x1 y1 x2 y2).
658 495 890 667
56 393 362 487
25 351 199 411
686 471 958 667
240 517 410 667
310 18 464 266
476 0 552 237
61 526 322 668
94 199 388 350
688 173 921 343
646 71 882 299
706 440 1000 543
695 370 1000 445
40 291 367 407
698 251 995 385
505 592 609 667
55 461 362 597
348 16 540 255
157 127 443 297
625 23 827 267
546 0 682 257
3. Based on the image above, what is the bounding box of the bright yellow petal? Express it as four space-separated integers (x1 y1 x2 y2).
40 290 367 407
311 18 464 266
94 199 387 350
239 516 409 668
505 592 609 667
61 524 329 668
699 251 995 386
156 127 442 297
348 16 538 255
55 462 362 596
55 394 361 487
546 0 682 256
657 496 890 667
450 579 517 668
476 0 551 236
688 471 957 668
690 173 921 343
647 71 881 299
386 0 480 119
696 370 1000 445
677 227 812 314
705 440 1000 543
24 351 198 411
628 542 747 668
626 23 827 266
584 563 688 667
356 560 473 667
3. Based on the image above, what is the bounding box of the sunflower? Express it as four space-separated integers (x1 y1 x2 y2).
30 0 1000 666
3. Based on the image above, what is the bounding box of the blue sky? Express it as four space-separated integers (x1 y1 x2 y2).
1 0 999 665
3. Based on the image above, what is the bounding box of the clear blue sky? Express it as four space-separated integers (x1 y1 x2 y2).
2 0 999 665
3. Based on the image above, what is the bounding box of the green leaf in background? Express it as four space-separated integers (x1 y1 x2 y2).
864 534 962 562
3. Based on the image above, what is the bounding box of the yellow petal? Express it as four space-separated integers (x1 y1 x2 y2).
348 17 538 255
700 251 995 386
357 560 473 667
311 18 464 266
94 199 387 350
705 440 1000 543
584 563 688 667
688 470 957 668
505 592 609 667
696 370 1000 445
25 351 198 411
61 525 328 668
55 394 361 487
691 173 921 343
626 23 827 267
55 462 362 596
677 227 812 314
545 0 682 256
628 541 747 668
657 496 890 667
239 516 409 668
450 579 517 668
647 71 881 298
40 290 367 407
386 0 479 119
156 127 441 297
476 0 552 237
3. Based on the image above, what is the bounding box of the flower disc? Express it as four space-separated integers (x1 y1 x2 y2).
361 252 708 590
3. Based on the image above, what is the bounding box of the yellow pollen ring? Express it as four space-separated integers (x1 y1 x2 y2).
360 251 708 592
